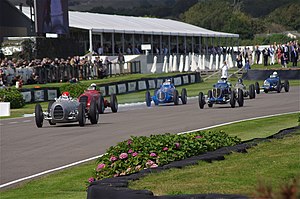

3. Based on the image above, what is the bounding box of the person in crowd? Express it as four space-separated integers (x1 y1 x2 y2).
221 61 228 80
262 47 269 66
27 72 38 84
236 48 243 68
269 45 275 65
117 53 125 74
255 45 261 64
277 45 282 65
291 47 299 67
281 53 288 68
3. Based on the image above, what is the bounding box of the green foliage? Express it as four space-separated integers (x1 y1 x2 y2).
240 33 292 46
89 131 241 183
0 88 25 109
59 83 88 98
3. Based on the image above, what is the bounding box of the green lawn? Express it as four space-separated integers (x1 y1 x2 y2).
0 113 298 199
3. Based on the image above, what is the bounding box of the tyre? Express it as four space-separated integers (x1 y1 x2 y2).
35 103 44 128
198 92 205 109
47 101 56 125
207 90 213 107
173 89 179 105
78 103 86 127
181 88 187 104
98 94 105 114
230 91 236 108
237 89 244 107
89 98 99 124
264 89 269 93
276 81 281 93
284 80 290 92
110 94 118 113
145 91 151 107
255 82 260 94
249 84 255 99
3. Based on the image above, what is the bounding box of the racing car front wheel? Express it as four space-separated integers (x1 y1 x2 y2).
249 84 255 99
145 91 151 107
276 81 281 93
98 94 105 114
181 88 187 104
230 91 236 108
78 103 86 127
173 90 179 105
35 104 44 128
255 82 260 94
110 94 118 113
284 80 289 92
237 89 244 107
90 98 99 124
198 92 205 109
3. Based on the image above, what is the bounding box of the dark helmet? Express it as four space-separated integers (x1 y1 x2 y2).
238 78 243 84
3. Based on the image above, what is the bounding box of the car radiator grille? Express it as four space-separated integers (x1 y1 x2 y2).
157 91 165 101
213 88 222 98
79 96 88 107
53 105 64 119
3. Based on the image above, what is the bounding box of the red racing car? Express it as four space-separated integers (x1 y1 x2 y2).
78 83 118 114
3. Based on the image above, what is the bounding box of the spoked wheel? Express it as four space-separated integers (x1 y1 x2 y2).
145 91 152 107
98 94 105 114
207 90 213 107
230 91 236 108
255 82 260 94
284 80 289 92
35 103 44 128
237 89 244 107
47 101 56 125
181 88 187 104
198 92 205 109
89 98 99 124
173 89 179 105
110 94 118 113
78 103 86 127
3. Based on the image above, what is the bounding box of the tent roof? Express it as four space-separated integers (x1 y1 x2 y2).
20 7 238 38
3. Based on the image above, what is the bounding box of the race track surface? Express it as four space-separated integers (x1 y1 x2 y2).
0 86 299 185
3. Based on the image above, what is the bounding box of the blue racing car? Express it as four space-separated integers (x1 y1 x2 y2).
256 71 289 93
145 80 187 107
198 79 244 109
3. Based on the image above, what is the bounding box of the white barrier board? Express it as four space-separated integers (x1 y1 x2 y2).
0 102 10 117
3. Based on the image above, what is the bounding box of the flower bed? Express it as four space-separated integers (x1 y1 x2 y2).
88 131 241 184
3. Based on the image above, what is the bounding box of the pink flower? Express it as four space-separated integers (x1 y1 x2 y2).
127 139 133 145
146 160 154 167
120 172 126 176
195 135 203 139
163 147 168 151
150 152 157 157
88 177 95 183
119 152 128 160
97 163 105 171
126 167 131 173
128 149 133 154
175 142 180 149
135 165 142 171
109 155 118 162
150 163 158 168
132 152 138 157
113 173 119 177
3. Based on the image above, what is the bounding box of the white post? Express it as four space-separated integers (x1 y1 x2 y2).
89 29 93 54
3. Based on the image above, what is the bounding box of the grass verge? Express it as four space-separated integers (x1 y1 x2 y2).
0 113 298 199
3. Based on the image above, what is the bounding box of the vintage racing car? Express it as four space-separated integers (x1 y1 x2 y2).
257 71 290 93
78 83 118 114
234 78 257 99
198 79 244 109
145 80 187 107
34 91 99 128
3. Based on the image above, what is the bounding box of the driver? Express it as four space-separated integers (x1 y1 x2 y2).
235 78 245 89
270 71 278 78
163 79 172 85
61 91 71 100
88 83 97 90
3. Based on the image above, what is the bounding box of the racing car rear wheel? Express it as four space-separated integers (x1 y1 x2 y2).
237 89 244 107
90 98 99 124
249 84 255 99
255 82 260 94
276 81 281 93
78 103 86 127
98 94 105 114
230 91 236 108
145 91 151 107
198 92 205 109
173 90 179 105
47 101 56 125
181 88 187 104
110 94 118 113
284 80 290 92
35 104 44 128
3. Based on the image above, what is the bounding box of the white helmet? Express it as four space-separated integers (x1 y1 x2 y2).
273 71 278 76
91 83 96 87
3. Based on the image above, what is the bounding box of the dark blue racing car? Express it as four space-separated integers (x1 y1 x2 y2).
256 71 289 93
198 79 244 109
145 80 187 107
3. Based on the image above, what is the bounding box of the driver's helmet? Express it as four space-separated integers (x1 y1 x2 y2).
238 78 243 84
270 71 278 78
61 91 70 100
88 83 97 90
163 79 171 85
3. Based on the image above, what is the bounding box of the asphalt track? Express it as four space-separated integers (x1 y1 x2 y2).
0 86 299 186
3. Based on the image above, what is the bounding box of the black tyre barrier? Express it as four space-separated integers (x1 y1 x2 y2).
87 126 300 199
242 69 300 80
